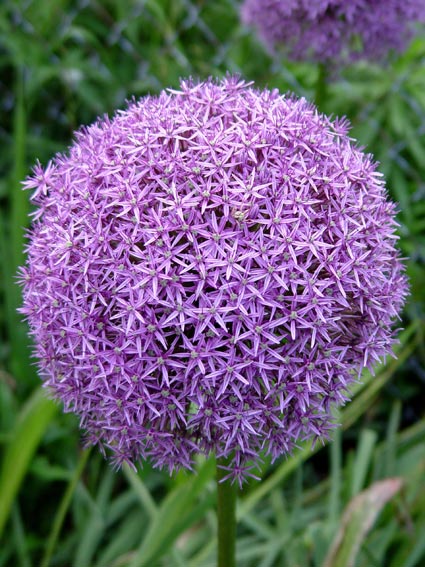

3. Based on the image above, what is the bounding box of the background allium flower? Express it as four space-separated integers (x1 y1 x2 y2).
241 0 425 64
19 76 407 483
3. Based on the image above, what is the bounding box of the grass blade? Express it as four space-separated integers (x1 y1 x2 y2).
5 68 34 386
41 448 91 567
128 458 215 567
329 428 342 527
11 504 30 567
72 467 116 567
350 429 378 498
0 387 58 538
322 478 403 567
122 464 157 520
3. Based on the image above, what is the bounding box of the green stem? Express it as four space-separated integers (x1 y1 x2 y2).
216 457 237 567
315 63 328 112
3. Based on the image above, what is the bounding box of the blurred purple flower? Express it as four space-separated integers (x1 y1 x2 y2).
19 77 407 483
241 0 425 65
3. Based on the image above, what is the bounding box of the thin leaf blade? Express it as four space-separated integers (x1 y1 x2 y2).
322 478 403 567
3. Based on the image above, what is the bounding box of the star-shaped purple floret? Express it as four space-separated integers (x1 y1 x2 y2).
242 0 425 65
19 76 408 483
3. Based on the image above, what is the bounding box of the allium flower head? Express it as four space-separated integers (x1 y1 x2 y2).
20 76 407 483
242 0 425 65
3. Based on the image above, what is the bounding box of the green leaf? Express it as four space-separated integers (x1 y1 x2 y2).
128 458 216 567
390 514 425 567
388 95 408 137
3 68 35 387
328 428 342 527
322 478 403 567
350 429 378 497
41 448 91 567
72 466 115 567
122 464 157 520
0 388 58 538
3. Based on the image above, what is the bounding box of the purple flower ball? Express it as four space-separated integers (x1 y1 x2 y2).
19 76 407 484
241 0 425 65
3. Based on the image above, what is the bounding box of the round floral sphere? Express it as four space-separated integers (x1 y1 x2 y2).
241 0 425 65
20 76 407 483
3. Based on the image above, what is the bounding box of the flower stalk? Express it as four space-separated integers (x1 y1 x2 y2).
217 457 237 567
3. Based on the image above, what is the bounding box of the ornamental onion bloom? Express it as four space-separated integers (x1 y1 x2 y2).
241 0 425 65
19 76 407 484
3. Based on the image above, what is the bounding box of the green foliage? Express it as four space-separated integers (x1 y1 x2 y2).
1 1 424 566
323 478 403 567
0 389 58 538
